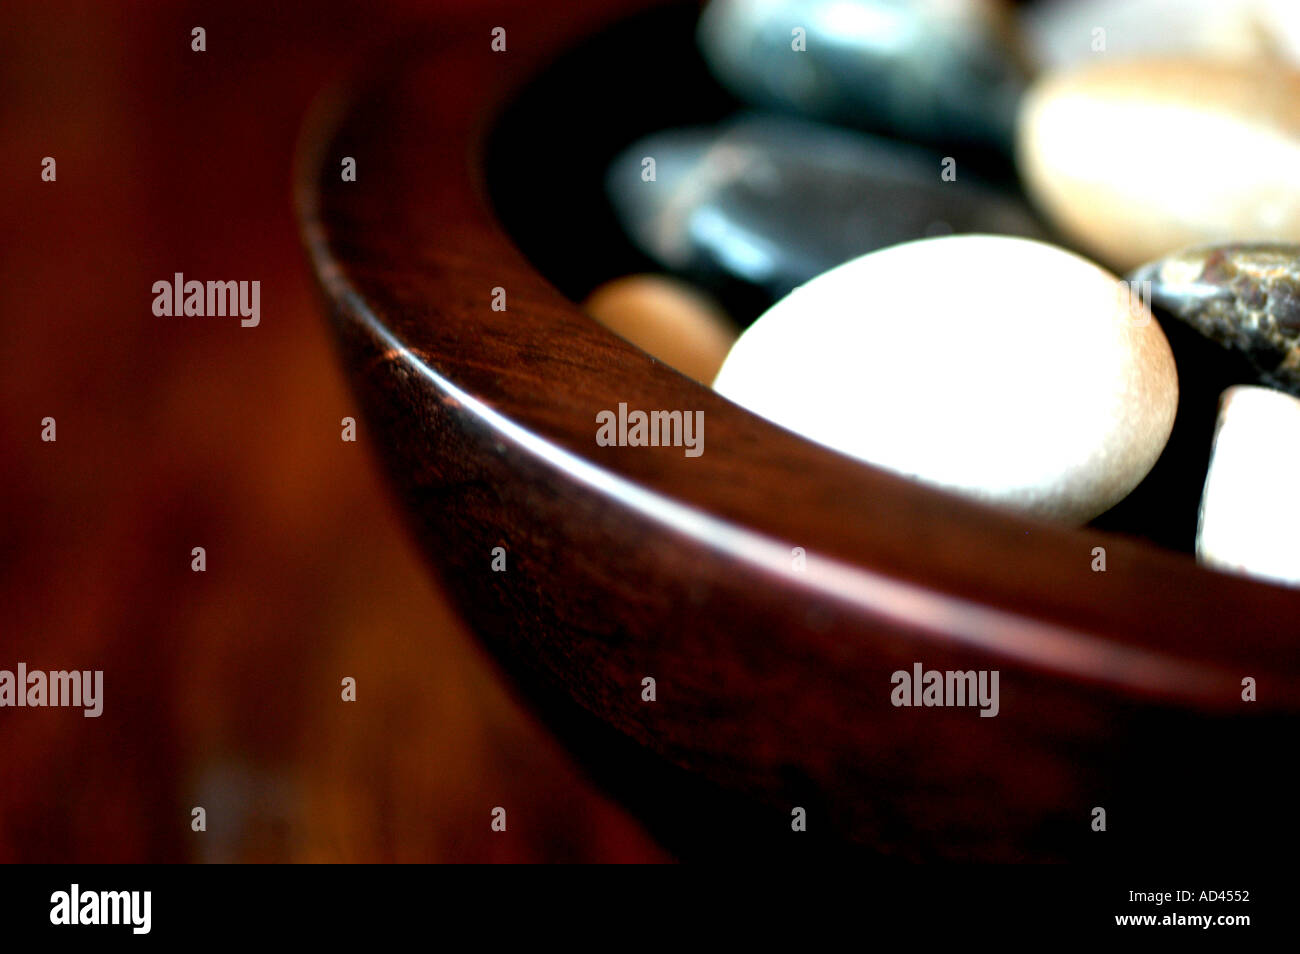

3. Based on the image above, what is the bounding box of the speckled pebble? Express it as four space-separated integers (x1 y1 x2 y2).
1131 243 1300 396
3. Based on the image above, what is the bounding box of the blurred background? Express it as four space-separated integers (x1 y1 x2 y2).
0 0 667 862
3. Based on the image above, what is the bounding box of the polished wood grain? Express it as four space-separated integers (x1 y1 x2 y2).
297 0 1300 859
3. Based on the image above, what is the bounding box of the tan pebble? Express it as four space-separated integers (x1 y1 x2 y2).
584 275 739 384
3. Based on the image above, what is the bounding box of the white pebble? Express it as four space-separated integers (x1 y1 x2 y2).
712 235 1179 523
1197 386 1300 587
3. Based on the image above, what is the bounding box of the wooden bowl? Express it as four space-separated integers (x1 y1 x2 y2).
295 0 1300 860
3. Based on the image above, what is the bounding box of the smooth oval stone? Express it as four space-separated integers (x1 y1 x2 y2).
1017 60 1300 272
583 275 739 384
607 115 1050 301
1197 386 1300 587
1130 243 1300 396
1023 0 1300 72
697 0 1027 151
712 235 1179 523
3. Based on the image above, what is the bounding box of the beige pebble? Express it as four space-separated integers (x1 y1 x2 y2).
1017 59 1300 271
1197 386 1300 587
1022 0 1300 72
584 275 739 384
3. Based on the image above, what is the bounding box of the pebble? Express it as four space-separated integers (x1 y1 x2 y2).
1022 0 1300 71
711 235 1179 523
583 275 739 384
696 0 1027 151
1197 386 1300 587
1130 243 1300 396
607 114 1049 301
1016 59 1300 271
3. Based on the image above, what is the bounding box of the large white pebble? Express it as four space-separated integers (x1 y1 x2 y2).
1197 386 1300 587
712 235 1178 523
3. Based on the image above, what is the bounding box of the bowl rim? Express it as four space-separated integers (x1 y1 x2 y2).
293 0 1300 713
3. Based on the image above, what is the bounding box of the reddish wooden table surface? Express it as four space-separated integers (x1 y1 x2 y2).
0 0 666 863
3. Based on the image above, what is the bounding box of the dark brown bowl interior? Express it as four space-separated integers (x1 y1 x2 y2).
296 0 1300 860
